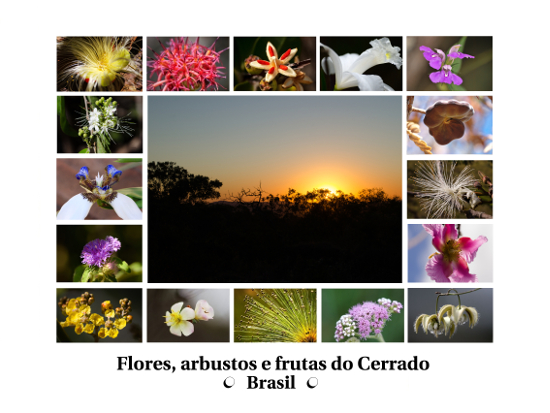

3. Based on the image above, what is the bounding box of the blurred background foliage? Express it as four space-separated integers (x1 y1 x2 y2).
147 289 229 342
57 225 142 282
322 289 404 342
407 161 493 219
408 288 493 342
56 288 142 343
408 96 493 154
57 96 143 153
320 37 403 91
407 36 492 91
234 37 316 91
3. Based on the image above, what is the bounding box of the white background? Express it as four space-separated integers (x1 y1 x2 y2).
2 1 548 411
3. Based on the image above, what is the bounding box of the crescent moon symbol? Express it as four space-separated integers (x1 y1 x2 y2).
306 377 318 389
223 376 235 388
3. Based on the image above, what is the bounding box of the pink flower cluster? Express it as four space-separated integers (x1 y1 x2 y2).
349 302 390 339
148 38 227 91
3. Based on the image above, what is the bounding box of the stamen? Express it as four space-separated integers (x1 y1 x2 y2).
280 49 291 60
279 65 288 71
257 60 270 65
268 45 275 57
268 67 275 75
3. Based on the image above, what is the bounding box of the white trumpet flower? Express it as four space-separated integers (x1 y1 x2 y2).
321 38 402 91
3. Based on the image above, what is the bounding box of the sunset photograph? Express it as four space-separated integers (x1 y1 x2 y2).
148 96 402 283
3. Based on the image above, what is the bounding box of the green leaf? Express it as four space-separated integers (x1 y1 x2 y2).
479 195 492 203
449 84 466 92
96 199 113 210
73 265 86 282
57 96 79 137
105 274 117 282
129 262 143 274
451 36 467 74
117 187 142 198
97 135 106 153
78 148 90 154
116 258 131 273
97 188 141 210
116 158 142 163
81 268 92 282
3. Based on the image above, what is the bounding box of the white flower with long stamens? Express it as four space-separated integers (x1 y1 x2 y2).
321 38 402 91
77 99 134 146
57 165 142 220
411 161 478 219
249 42 298 82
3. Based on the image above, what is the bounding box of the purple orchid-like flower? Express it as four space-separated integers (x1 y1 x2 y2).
423 224 487 282
420 45 474 86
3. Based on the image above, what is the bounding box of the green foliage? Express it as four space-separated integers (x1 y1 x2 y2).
57 96 79 137
451 36 468 75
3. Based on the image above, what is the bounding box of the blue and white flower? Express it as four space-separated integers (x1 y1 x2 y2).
57 165 142 220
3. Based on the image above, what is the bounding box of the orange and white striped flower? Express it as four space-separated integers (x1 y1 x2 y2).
249 42 298 82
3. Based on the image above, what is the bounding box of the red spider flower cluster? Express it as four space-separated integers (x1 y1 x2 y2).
148 37 227 91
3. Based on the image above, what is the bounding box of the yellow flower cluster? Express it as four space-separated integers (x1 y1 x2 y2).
58 293 132 340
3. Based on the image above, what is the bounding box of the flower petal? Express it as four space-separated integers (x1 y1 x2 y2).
109 193 142 220
249 61 271 70
266 42 278 61
277 65 296 78
76 166 89 180
448 52 475 59
280 48 298 64
171 302 184 313
180 307 195 320
450 257 477 282
320 43 343 86
457 235 488 262
423 224 445 251
179 320 194 336
195 300 214 320
442 224 458 243
451 73 463 85
349 38 402 74
57 194 94 220
429 70 445 83
425 253 453 282
170 324 183 336
106 165 122 178
347 73 385 91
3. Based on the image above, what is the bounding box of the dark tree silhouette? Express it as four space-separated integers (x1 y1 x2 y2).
148 162 402 283
148 161 222 204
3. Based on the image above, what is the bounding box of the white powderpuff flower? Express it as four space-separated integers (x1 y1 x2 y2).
411 161 478 219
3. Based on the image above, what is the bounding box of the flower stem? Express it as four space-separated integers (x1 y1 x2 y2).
435 288 481 310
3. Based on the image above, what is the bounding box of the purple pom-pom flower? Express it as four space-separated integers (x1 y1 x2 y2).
81 236 121 267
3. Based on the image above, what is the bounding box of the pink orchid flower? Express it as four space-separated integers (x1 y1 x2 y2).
423 224 487 282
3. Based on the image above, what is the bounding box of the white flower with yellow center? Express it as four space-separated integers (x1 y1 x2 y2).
165 302 195 337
